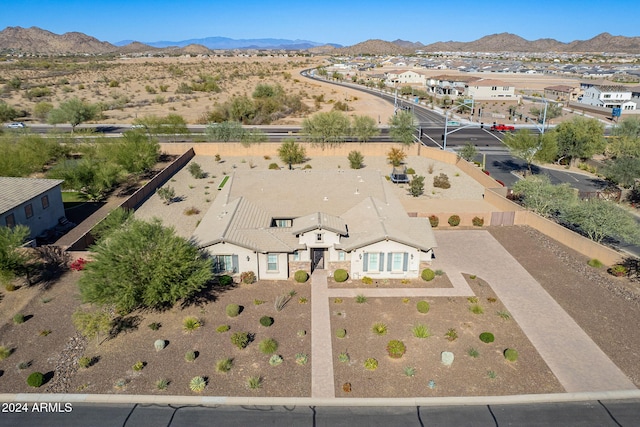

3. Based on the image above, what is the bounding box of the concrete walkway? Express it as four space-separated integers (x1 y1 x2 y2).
308 230 636 398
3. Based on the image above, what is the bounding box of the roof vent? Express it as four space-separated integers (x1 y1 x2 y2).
323 196 328 201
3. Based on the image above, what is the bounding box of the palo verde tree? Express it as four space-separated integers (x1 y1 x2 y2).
301 110 351 149
351 115 380 143
78 218 213 314
512 175 577 218
502 129 558 173
553 116 605 166
0 225 31 283
564 198 640 244
47 98 100 132
278 139 306 170
388 110 418 146
458 142 478 162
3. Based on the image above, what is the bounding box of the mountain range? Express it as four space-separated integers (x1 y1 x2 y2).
1 26 639 55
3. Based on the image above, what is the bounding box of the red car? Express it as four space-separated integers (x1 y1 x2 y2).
490 124 515 131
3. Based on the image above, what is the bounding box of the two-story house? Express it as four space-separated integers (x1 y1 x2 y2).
578 85 636 110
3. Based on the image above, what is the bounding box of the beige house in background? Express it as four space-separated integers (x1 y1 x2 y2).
464 79 516 100
192 170 437 280
544 85 579 102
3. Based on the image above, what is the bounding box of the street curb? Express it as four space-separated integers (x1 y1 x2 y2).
1 389 639 407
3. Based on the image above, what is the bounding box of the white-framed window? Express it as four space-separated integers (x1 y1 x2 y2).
293 251 300 261
267 253 278 271
392 252 404 271
212 255 237 274
368 253 379 271
337 251 346 261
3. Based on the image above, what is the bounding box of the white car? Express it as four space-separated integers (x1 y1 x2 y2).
6 122 26 128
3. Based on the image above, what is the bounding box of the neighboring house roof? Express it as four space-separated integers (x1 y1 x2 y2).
192 170 436 254
0 177 64 215
467 78 512 87
591 85 631 93
544 85 576 93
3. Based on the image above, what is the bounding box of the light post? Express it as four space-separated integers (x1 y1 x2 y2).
443 97 474 151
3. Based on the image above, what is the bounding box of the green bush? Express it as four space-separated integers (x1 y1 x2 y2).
182 316 201 332
13 314 25 324
216 324 230 333
189 376 206 392
268 162 280 170
587 258 604 268
132 361 145 371
448 215 461 226
216 358 233 373
412 324 431 338
27 372 44 388
219 275 233 286
259 316 274 327
294 270 309 283
364 358 378 371
226 304 241 317
416 300 430 314
472 216 484 227
185 350 197 362
336 328 347 338
295 353 308 365
231 332 250 349
269 354 283 366
445 328 458 341
504 348 518 362
406 167 415 175
479 332 495 343
78 356 92 368
361 276 373 285
334 269 348 282
0 345 11 361
386 340 406 359
421 268 435 281
259 338 278 354
428 215 439 227
240 271 256 284
371 322 388 336
433 173 451 189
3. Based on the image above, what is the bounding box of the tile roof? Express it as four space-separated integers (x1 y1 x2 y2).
0 177 64 215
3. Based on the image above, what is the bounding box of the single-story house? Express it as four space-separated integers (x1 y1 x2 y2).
0 177 66 239
192 170 437 280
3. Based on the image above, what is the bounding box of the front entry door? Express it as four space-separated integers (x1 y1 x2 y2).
311 248 325 272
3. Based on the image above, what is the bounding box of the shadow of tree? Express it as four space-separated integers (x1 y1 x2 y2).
180 280 237 309
109 315 142 340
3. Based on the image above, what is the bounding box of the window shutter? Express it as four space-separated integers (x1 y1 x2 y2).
387 253 392 271
379 252 384 272
232 255 239 273
363 253 368 272
403 253 409 271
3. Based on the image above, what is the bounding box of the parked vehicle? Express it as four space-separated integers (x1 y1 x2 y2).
490 123 515 131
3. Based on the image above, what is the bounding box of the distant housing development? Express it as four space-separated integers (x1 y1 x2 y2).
0 177 65 239
192 170 437 280
578 84 636 110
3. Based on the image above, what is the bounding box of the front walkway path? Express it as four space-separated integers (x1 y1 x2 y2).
310 270 334 398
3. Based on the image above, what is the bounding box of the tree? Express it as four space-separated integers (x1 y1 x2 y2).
278 139 306 170
206 121 245 142
47 98 99 131
608 117 640 159
512 175 577 218
351 115 380 142
388 110 417 146
408 175 425 197
0 225 31 282
78 218 213 314
502 129 558 172
347 151 364 169
530 103 563 121
458 142 478 162
603 157 640 188
564 198 640 244
100 131 159 175
91 207 133 241
301 111 351 149
553 117 605 165
72 309 112 344
387 147 407 167
33 101 53 121
0 101 19 122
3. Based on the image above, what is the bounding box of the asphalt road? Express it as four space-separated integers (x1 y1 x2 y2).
1 400 639 427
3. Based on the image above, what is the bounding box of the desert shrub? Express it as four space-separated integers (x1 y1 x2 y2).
479 332 495 343
610 264 628 277
274 294 291 311
504 348 519 362
421 268 435 281
386 340 406 359
412 324 431 338
189 376 206 392
294 270 309 283
472 216 484 227
470 304 484 314
428 215 439 227
268 162 280 170
497 310 511 320
148 322 161 331
239 271 256 284
433 173 451 189
78 356 92 368
185 350 197 362
334 269 348 282
355 294 367 304
406 167 415 175
587 258 603 268
372 322 388 336
434 269 444 276
448 215 461 226
468 348 480 358
361 276 373 285
216 358 233 373
182 316 201 333
183 206 200 216
416 300 430 314
259 316 274 327
231 332 250 349
0 345 11 361
364 358 378 371
13 314 25 324
295 353 308 365
188 162 206 179
156 378 170 390
219 275 233 286
132 361 145 371
259 338 278 354
336 328 347 338
338 352 350 363
154 339 166 351
247 375 262 390
216 324 230 333
27 372 45 388
269 354 283 366
226 304 241 317
445 328 458 341
403 366 416 377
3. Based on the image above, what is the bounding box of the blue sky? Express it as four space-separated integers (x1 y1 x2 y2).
3 0 639 46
